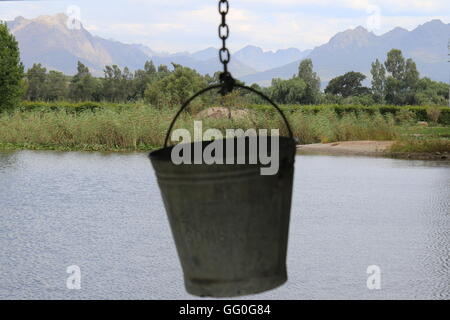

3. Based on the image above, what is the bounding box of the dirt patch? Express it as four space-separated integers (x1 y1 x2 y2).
196 107 249 119
297 140 449 161
297 141 394 156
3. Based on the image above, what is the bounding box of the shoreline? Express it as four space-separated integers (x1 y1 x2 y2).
297 140 449 161
1 140 449 161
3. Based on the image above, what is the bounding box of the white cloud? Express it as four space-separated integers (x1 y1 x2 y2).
241 0 450 12
0 2 46 21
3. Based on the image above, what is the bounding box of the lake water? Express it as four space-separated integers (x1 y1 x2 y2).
0 151 449 300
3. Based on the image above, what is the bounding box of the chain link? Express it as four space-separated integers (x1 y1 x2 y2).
218 0 230 73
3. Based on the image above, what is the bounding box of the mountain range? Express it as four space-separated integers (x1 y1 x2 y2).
241 20 450 86
6 13 450 86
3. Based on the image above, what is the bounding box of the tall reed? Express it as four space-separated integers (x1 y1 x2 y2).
0 106 399 151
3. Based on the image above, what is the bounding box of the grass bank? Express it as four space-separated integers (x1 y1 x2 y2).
0 105 398 151
0 103 448 155
391 137 450 154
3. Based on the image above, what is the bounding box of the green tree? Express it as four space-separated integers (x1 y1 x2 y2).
270 77 307 104
44 70 68 101
297 59 320 104
157 64 170 76
414 78 449 105
69 61 96 101
384 76 404 105
122 66 135 101
384 49 405 80
325 71 368 98
25 63 47 101
102 65 135 102
103 65 123 102
144 64 207 108
403 58 420 104
0 22 24 111
383 49 421 105
370 59 386 102
243 83 266 104
134 60 158 99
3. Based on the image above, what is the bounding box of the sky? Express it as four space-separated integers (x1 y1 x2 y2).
1 0 450 53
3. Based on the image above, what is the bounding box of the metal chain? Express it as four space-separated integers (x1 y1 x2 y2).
218 0 230 73
218 0 235 95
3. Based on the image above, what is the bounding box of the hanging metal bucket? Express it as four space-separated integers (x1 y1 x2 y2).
149 84 296 297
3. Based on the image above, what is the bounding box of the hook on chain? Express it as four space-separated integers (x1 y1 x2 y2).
218 0 234 96
219 72 235 96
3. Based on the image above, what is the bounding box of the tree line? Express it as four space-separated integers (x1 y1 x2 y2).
286 48 448 106
21 49 450 108
24 61 170 103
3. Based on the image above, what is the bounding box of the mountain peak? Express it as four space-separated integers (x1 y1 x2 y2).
9 13 84 34
391 26 408 32
234 45 309 72
329 25 375 48
14 16 26 22
354 26 369 33
422 19 445 26
35 13 70 26
334 25 371 36
238 45 264 54
414 19 448 31
381 26 408 39
411 18 450 39
191 47 218 61
194 46 217 53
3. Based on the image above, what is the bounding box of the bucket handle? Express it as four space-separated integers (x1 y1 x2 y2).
163 84 294 148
